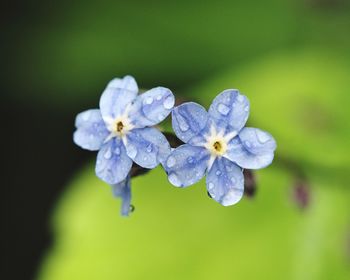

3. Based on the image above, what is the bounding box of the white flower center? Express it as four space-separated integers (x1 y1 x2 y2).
104 105 134 142
203 125 237 169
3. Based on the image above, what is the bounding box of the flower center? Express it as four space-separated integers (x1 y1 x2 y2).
213 141 222 152
116 121 124 132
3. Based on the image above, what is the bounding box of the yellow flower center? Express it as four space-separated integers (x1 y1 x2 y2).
213 141 222 152
116 121 124 132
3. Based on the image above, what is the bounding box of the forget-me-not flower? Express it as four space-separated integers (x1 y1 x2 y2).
165 89 276 206
73 76 174 213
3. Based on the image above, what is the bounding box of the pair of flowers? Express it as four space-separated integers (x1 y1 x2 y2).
74 76 276 216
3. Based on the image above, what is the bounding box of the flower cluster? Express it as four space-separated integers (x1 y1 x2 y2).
74 76 276 216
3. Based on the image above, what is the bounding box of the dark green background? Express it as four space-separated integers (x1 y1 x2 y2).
2 0 350 279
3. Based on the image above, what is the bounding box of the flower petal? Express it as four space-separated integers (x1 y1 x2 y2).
171 102 209 144
239 127 276 154
208 89 250 133
206 157 244 206
111 175 131 216
106 75 138 94
99 76 138 120
125 127 171 169
129 87 175 128
73 109 109 151
95 138 132 184
225 128 276 169
165 144 210 187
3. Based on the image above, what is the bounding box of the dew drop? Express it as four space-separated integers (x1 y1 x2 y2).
146 144 153 153
145 96 154 105
176 115 189 132
244 106 249 112
187 156 194 164
163 95 175 109
114 147 121 155
157 113 165 121
256 130 270 144
104 148 112 159
244 140 252 148
230 177 236 184
208 182 215 190
156 94 162 101
217 103 230 115
166 156 176 168
168 173 181 186
127 145 137 159
237 95 244 103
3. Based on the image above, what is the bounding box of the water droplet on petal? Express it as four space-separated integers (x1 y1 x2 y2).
127 144 137 159
237 95 244 103
156 94 162 101
114 147 121 155
146 144 153 153
157 113 165 121
216 170 221 176
187 156 194 164
145 96 154 105
104 148 112 159
176 114 189 132
217 103 230 115
244 106 249 112
163 95 175 109
208 182 215 190
231 177 236 184
168 173 181 186
166 156 176 168
244 140 252 148
256 130 270 144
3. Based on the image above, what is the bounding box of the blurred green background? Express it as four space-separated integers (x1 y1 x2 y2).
2 0 350 279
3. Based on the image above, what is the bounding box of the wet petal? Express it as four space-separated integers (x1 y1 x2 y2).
206 157 244 206
239 127 276 154
99 76 138 120
111 175 131 216
165 144 210 187
225 127 276 169
129 87 175 127
172 102 209 144
208 89 250 133
73 109 109 151
95 138 132 184
125 127 171 169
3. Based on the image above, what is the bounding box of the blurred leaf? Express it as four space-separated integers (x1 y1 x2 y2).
38 164 350 280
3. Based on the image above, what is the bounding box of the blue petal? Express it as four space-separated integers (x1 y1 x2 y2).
95 138 133 184
99 76 138 119
73 109 109 151
125 127 171 169
208 89 250 133
111 175 131 216
165 144 210 187
172 102 209 143
129 87 175 128
225 127 276 169
106 75 138 94
206 157 244 206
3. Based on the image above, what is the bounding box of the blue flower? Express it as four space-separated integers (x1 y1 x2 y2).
165 89 276 206
74 76 174 211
